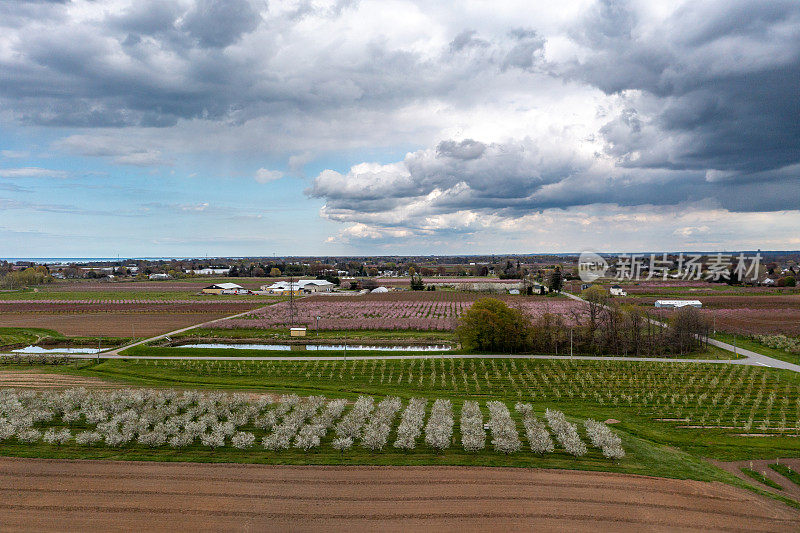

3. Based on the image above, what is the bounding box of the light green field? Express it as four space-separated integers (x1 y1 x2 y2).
0 327 128 349
713 332 800 366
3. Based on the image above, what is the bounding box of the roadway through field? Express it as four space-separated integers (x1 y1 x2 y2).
560 291 800 372
1 459 797 532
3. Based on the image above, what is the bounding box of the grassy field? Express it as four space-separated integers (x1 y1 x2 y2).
121 344 739 360
0 381 740 487
17 357 799 461
2 280 798 495
714 332 800 366
741 467 784 490
174 327 458 342
4 355 800 509
0 327 61 347
770 463 800 486
0 327 128 349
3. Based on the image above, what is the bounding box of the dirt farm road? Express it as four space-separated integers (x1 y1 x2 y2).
1 459 797 532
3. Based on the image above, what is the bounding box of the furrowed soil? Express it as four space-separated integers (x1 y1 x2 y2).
0 459 797 532
0 371 116 389
0 312 239 337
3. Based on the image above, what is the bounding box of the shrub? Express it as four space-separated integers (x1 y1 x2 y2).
335 396 375 440
584 419 625 459
393 398 428 450
232 431 255 449
43 427 72 445
456 298 532 353
424 399 453 451
486 401 521 454
460 400 486 452
545 409 586 456
361 397 402 451
515 403 554 454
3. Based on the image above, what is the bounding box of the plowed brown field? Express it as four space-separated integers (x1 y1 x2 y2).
0 459 797 532
0 371 116 389
0 312 240 337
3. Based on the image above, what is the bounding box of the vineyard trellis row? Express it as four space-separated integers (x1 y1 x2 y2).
131 358 800 434
0 388 621 458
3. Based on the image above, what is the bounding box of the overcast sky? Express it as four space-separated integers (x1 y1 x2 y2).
1 0 798 257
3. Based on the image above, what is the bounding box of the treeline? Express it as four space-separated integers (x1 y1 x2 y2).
0 266 54 290
457 297 709 356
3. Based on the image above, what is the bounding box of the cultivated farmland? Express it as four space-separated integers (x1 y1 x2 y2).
0 388 621 458
4 460 797 532
81 358 800 437
217 292 583 331
0 302 263 337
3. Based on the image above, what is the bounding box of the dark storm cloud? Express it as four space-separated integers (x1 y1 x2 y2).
565 0 800 176
436 139 486 160
0 3 546 128
1 0 798 244
307 0 800 239
181 0 262 48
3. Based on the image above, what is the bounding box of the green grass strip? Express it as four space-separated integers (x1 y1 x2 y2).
741 467 783 490
769 463 800 487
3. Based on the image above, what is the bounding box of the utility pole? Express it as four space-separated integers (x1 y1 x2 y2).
570 329 573 358
288 270 295 327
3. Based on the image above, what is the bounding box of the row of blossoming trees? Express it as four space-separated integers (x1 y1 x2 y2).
0 388 622 459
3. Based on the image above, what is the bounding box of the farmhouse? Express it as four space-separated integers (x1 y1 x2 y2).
202 282 246 295
609 285 627 296
261 279 335 294
185 267 231 276
654 299 702 309
148 273 170 280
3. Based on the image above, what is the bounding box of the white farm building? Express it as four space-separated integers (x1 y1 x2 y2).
202 282 247 295
654 299 702 309
185 267 231 276
609 285 627 296
261 279 335 294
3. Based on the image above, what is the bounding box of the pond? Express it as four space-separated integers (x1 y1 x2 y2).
13 346 100 354
177 343 452 352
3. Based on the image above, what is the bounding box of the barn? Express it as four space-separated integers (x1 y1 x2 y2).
261 280 335 294
202 282 246 295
